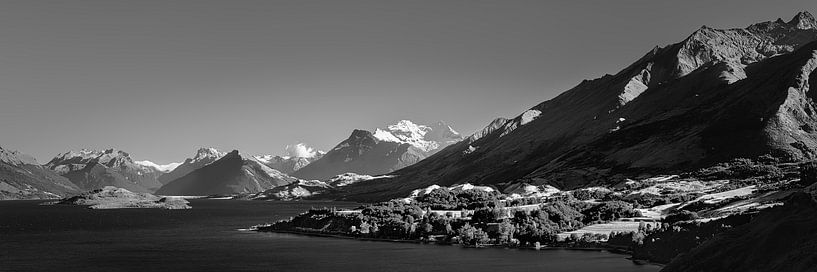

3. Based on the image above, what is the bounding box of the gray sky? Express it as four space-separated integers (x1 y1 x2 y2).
1 0 815 164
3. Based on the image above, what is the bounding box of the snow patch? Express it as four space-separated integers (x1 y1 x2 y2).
520 110 542 125
135 161 181 172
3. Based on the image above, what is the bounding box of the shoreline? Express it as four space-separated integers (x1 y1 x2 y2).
255 228 663 266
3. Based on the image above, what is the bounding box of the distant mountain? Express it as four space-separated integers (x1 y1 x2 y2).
372 120 463 152
254 152 324 175
0 146 80 199
157 147 225 184
46 149 165 193
292 120 463 180
340 11 817 201
155 150 297 196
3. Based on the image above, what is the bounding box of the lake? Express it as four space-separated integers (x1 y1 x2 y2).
0 199 661 271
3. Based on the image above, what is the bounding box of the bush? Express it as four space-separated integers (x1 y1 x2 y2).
572 189 610 201
581 201 641 224
799 161 817 186
664 210 699 224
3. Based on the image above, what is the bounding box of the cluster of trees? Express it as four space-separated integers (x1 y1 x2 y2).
606 213 754 263
507 197 550 206
684 157 786 182
581 201 641 223
415 188 501 209
266 188 642 247
624 193 700 208
571 189 611 201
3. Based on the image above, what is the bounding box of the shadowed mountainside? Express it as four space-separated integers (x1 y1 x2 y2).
662 191 817 272
338 12 817 202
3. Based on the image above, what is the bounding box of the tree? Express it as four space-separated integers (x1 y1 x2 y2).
444 223 454 235
419 222 434 237
359 221 371 234
471 207 503 225
457 223 490 246
497 220 515 245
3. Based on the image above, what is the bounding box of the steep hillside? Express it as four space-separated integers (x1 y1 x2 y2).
155 150 297 196
0 147 80 199
340 12 817 201
662 192 817 272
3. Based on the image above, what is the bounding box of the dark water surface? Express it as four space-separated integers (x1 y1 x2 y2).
0 199 660 271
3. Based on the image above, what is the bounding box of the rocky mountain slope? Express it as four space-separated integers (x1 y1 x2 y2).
0 146 81 199
155 150 298 196
157 147 225 184
292 120 462 180
339 12 817 201
46 149 165 193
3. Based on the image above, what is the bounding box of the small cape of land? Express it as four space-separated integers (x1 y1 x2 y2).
54 186 191 209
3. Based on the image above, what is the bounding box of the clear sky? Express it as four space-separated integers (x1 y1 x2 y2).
1 0 815 164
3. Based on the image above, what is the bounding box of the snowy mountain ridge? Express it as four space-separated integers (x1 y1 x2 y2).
135 161 182 173
372 120 463 152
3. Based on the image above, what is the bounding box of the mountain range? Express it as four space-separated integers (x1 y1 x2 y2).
0 120 460 199
4 12 817 207
0 146 80 199
337 11 817 201
46 149 167 193
154 150 297 196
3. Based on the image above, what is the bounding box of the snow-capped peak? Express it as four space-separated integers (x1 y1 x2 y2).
373 128 404 143
191 147 225 162
0 147 38 166
54 149 102 161
253 154 277 164
135 160 182 172
372 120 463 152
49 148 132 166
